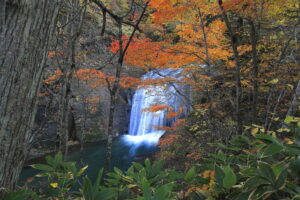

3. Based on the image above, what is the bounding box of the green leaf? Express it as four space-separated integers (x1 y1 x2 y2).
113 167 123 175
94 168 103 192
144 158 151 171
258 162 276 183
275 169 288 189
184 167 196 182
152 160 165 175
133 162 144 171
0 190 39 200
285 116 294 124
292 194 300 200
214 166 224 189
230 135 251 146
241 167 259 177
45 155 56 168
244 176 269 190
286 181 300 195
272 162 285 177
255 134 280 144
156 182 174 198
54 152 63 163
249 185 276 200
222 166 237 189
263 143 284 156
31 164 54 172
141 178 151 199
285 147 300 155
96 189 115 200
82 176 93 200
166 170 183 180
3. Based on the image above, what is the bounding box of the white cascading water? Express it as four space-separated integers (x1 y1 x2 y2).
122 68 189 148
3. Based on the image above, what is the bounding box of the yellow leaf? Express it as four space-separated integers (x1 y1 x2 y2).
287 140 294 144
50 183 58 188
251 128 259 135
128 184 136 189
268 78 279 84
78 165 89 176
287 84 294 90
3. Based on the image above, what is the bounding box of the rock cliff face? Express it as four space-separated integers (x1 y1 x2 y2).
33 43 144 149
70 64 143 142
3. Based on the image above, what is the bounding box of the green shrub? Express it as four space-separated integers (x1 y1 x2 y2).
5 117 300 200
31 152 88 199
197 125 300 199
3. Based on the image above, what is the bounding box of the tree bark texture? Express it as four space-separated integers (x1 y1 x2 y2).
286 80 300 118
56 0 86 159
218 0 243 134
0 0 61 190
105 22 123 173
249 20 259 124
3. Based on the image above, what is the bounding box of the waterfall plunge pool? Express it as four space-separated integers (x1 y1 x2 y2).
20 68 189 185
19 136 160 186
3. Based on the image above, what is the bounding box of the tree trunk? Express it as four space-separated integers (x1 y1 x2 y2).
286 80 300 117
105 88 118 173
218 0 243 134
58 0 86 158
105 22 123 173
91 0 149 173
249 20 259 124
0 0 61 191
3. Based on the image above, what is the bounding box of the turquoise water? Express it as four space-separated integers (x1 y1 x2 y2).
19 137 159 186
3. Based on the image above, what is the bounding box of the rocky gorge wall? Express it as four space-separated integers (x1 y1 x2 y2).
29 13 145 156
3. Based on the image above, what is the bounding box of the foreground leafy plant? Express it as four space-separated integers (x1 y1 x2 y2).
31 152 87 198
80 168 114 200
199 125 300 200
5 118 300 200
106 159 177 200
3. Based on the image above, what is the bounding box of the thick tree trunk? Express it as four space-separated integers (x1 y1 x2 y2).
0 0 61 191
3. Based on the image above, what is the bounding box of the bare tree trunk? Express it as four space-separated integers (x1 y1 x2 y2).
105 85 118 172
105 21 123 172
0 0 61 191
198 8 211 69
91 0 149 173
286 80 300 117
58 0 86 158
249 20 259 123
218 0 243 134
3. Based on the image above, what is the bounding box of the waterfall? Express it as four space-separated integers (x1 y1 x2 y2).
122 68 189 147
